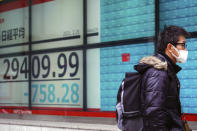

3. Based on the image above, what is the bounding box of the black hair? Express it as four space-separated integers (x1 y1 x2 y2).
156 25 190 53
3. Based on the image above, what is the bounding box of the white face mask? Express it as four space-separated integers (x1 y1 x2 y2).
170 45 188 63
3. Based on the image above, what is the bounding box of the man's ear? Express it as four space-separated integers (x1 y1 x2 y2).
168 43 179 57
166 43 172 51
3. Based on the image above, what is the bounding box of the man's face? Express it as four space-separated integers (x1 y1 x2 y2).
170 35 187 57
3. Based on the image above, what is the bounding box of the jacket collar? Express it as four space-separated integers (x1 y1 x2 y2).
156 53 182 74
135 54 167 74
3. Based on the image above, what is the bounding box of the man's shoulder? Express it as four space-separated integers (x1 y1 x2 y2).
144 67 168 78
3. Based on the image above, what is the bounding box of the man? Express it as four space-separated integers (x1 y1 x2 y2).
135 25 190 130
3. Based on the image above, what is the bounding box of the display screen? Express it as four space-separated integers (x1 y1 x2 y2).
31 51 83 107
0 50 83 107
0 0 84 108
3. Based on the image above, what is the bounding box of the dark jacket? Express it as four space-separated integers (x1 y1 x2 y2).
135 53 185 131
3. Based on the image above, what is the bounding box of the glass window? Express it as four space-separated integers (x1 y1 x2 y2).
160 0 197 113
177 38 197 113
0 55 29 107
0 1 29 47
99 43 154 111
159 0 197 32
87 0 100 44
32 0 83 49
87 49 100 109
0 0 29 107
100 0 155 42
31 50 83 109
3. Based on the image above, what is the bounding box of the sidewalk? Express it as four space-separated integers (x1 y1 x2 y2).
0 114 120 131
0 114 197 131
0 118 120 131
